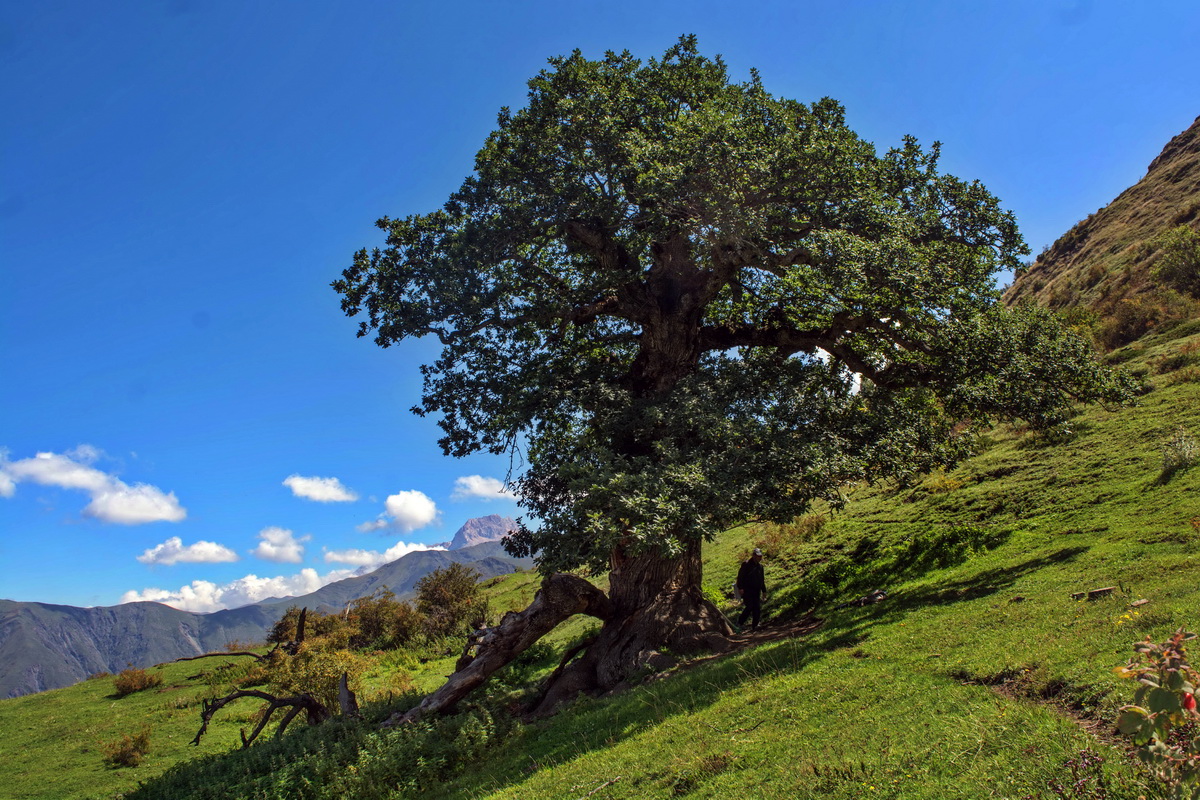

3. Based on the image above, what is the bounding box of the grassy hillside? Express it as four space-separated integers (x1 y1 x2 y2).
2 327 1196 799
1004 114 1200 349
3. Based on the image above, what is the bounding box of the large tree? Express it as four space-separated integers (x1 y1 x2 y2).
335 37 1132 715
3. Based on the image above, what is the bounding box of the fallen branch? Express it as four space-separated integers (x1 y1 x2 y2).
578 776 621 798
191 689 329 748
1070 586 1116 601
174 648 275 665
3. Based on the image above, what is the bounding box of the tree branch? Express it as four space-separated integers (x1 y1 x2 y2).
384 573 612 726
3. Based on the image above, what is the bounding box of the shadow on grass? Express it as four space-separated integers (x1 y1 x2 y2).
126 547 1091 800
429 546 1091 798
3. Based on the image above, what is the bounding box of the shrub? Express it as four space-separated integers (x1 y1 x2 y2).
1152 225 1200 298
347 590 425 650
1115 629 1200 798
1161 426 1198 482
417 563 487 638
267 644 368 712
112 667 162 697
752 514 826 555
101 725 151 768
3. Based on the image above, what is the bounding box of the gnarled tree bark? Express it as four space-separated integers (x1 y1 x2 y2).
385 573 612 725
392 543 732 724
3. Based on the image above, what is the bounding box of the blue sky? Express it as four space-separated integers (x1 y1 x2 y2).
1 1 1196 610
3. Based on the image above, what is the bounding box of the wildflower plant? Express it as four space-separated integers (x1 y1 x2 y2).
1115 628 1200 799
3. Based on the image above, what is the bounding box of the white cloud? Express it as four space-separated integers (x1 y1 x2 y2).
385 490 438 530
120 567 356 613
84 483 187 524
5 451 111 492
358 489 439 533
250 526 309 563
0 448 186 524
282 474 358 503
137 536 239 565
323 539 445 570
451 475 515 501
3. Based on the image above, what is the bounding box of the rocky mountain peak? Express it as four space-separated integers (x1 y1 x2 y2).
448 514 518 550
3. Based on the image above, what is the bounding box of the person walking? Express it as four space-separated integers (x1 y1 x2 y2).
736 548 767 631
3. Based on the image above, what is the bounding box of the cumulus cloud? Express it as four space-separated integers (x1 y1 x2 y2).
358 489 439 533
250 526 309 563
137 537 239 565
282 474 358 503
451 475 515 501
120 567 355 613
0 448 186 524
323 539 445 571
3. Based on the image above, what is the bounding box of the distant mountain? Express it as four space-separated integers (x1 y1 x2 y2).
0 537 530 699
1004 114 1200 344
448 514 518 550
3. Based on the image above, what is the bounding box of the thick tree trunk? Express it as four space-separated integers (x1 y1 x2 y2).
389 543 731 724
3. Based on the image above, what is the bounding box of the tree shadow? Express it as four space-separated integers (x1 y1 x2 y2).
127 546 1091 800
432 545 1091 798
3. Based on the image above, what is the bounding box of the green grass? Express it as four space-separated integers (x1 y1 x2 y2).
3 335 1199 799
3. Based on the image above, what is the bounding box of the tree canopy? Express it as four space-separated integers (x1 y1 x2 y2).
335 36 1133 578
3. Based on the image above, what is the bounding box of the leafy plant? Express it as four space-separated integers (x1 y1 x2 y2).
416 563 488 638
1160 426 1198 482
1115 629 1200 799
1152 225 1200 298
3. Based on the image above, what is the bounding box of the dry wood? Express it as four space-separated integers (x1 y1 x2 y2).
1070 586 1116 601
191 689 330 748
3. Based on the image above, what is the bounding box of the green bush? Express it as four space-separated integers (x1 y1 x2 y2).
417 563 488 638
1152 225 1200 298
1160 426 1198 482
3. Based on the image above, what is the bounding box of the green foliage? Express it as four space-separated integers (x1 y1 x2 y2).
267 645 369 712
267 605 355 649
1115 629 1200 799
1161 426 1198 482
1153 225 1200 297
346 590 425 650
112 667 163 697
416 563 487 638
100 725 151 768
751 513 826 556
335 36 1133 574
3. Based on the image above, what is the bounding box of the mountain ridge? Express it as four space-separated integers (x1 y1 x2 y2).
0 529 529 698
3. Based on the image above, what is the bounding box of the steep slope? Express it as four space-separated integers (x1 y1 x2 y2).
1004 114 1200 342
0 539 529 698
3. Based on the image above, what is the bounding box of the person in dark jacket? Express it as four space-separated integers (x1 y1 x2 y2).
736 548 767 631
